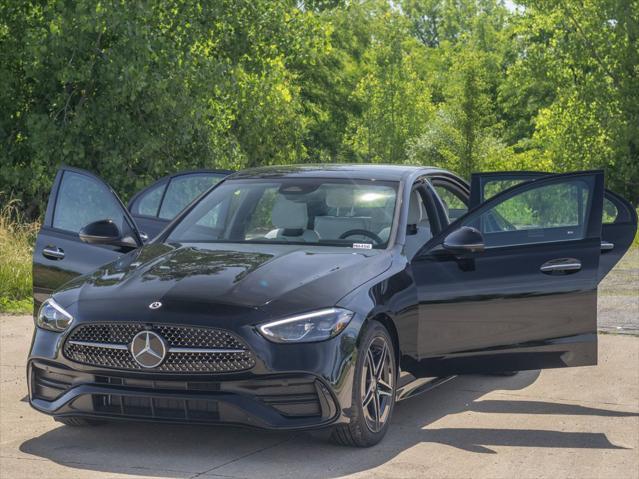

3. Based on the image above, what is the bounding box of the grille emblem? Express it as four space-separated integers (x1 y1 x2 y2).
149 301 162 310
130 331 167 368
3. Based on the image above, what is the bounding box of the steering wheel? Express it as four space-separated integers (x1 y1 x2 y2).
339 229 384 245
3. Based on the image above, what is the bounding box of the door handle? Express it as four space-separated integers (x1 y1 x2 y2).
540 258 581 274
42 246 65 260
601 241 614 251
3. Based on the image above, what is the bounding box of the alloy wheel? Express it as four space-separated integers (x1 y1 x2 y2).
360 335 394 433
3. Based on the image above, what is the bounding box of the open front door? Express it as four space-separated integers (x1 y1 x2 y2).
470 171 638 281
410 171 605 376
33 167 142 311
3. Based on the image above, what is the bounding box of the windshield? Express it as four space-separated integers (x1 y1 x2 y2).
167 178 398 249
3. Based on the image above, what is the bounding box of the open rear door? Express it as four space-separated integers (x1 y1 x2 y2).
33 167 142 311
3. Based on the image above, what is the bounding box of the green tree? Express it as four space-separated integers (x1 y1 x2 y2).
0 0 328 217
343 7 434 163
406 1 515 178
504 0 639 202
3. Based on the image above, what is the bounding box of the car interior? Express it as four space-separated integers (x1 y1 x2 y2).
165 178 469 255
265 184 397 245
261 184 441 257
169 181 402 248
402 190 434 257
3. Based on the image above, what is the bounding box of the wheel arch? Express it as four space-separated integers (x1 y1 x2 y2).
366 313 400 373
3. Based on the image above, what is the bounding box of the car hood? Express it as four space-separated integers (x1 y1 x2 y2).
56 242 392 325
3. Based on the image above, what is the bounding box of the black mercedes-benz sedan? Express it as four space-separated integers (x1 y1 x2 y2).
28 165 637 446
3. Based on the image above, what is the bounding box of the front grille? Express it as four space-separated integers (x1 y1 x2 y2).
63 323 256 373
90 376 325 420
92 394 220 421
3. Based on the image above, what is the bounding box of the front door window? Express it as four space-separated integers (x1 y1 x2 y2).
466 179 593 248
53 171 131 236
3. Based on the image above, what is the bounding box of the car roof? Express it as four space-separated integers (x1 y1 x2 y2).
227 164 449 182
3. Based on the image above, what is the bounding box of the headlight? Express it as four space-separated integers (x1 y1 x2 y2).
258 308 354 343
36 298 74 332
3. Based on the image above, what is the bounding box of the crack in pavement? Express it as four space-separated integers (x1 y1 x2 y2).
189 436 297 479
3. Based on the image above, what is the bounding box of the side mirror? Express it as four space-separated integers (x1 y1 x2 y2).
79 219 121 245
443 226 485 254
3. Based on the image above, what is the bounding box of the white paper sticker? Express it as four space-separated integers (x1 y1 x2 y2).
352 243 373 250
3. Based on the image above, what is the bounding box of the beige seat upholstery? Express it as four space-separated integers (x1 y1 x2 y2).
379 190 432 256
315 186 370 240
266 196 319 242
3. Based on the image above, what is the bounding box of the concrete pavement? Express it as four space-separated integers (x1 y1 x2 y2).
1 313 637 479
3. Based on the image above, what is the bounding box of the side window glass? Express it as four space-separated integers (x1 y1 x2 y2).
53 171 129 235
135 182 165 217
465 179 592 248
195 189 243 229
483 179 528 200
245 187 279 239
433 184 468 221
159 174 223 220
602 197 619 224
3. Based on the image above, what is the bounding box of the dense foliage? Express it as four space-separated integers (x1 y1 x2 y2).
1 0 638 219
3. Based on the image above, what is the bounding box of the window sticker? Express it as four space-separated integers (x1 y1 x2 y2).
353 243 373 250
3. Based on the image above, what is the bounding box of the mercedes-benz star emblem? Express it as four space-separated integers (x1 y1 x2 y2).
149 301 162 310
130 331 167 368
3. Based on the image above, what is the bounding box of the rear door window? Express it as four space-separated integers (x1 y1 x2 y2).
134 181 166 217
158 174 224 220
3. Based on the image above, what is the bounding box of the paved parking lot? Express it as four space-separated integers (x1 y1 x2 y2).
1 312 638 479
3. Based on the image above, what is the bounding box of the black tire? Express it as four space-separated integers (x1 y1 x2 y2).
55 416 105 427
486 371 519 376
331 321 396 447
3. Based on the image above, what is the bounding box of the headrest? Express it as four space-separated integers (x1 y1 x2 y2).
371 197 395 223
272 196 308 230
326 187 354 209
407 191 423 225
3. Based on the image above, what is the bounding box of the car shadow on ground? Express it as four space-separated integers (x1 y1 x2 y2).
19 370 635 479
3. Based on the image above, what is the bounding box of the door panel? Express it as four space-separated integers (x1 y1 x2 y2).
128 170 232 238
410 171 604 377
33 168 141 310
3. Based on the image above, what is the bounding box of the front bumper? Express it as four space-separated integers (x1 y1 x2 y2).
27 318 361 430
29 360 338 429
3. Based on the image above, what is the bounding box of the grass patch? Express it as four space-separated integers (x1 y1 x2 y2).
0 197 38 314
0 296 33 314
